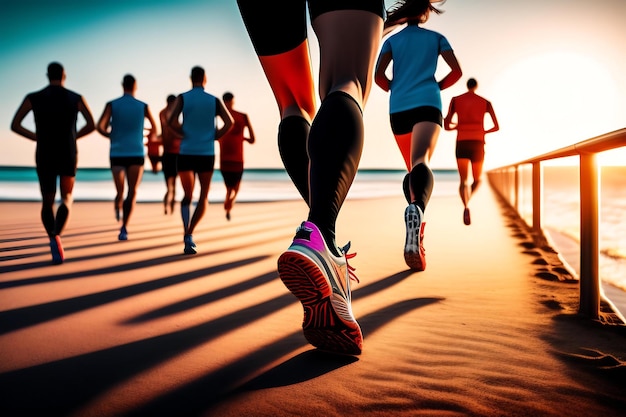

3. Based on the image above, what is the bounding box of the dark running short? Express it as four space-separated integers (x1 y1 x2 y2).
162 152 178 179
110 156 145 168
237 0 385 56
177 154 215 173
36 157 77 194
390 106 443 135
221 161 244 188
456 140 485 163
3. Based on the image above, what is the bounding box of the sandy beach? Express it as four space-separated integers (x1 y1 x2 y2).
1 186 625 417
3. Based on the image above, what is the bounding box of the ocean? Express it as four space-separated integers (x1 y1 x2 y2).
1 165 624 318
0 166 461 203
517 165 626 319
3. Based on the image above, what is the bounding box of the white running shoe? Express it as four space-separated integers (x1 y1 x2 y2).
404 204 426 271
277 221 362 355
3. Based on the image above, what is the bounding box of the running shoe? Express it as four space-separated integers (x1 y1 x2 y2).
184 234 197 255
50 235 64 265
118 226 128 241
277 221 362 355
463 207 471 225
404 203 426 271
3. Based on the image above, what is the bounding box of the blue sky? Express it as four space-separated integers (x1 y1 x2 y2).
2 0 625 169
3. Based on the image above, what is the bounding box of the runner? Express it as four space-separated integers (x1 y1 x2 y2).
97 74 157 240
375 0 462 271
10 61 96 264
444 77 500 225
218 91 256 221
237 0 385 354
167 66 233 254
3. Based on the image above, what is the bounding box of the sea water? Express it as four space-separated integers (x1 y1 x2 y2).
516 165 626 319
0 166 460 203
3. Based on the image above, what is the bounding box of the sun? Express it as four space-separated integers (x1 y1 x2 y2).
486 51 621 167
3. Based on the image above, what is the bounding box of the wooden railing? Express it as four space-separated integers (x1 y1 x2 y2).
486 128 626 319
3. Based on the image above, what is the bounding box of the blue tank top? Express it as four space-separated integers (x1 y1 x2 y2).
380 25 452 113
109 94 146 157
180 87 217 156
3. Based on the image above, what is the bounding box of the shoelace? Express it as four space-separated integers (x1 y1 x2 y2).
340 242 359 284
345 251 359 284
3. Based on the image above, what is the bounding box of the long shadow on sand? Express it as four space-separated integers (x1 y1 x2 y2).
0 226 121 261
0 255 270 334
0 271 433 417
129 296 443 417
0 224 293 275
0 228 292 285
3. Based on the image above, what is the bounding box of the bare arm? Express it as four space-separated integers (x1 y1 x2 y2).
215 99 234 140
159 109 168 137
438 50 463 91
167 96 184 137
96 103 112 138
159 109 167 135
485 101 500 134
374 51 392 92
443 98 457 131
244 113 255 144
76 97 96 139
144 105 158 138
10 97 36 141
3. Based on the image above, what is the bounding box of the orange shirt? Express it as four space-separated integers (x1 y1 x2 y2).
450 92 491 142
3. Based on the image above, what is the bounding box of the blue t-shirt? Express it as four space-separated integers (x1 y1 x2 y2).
109 94 146 157
180 87 218 156
379 25 452 113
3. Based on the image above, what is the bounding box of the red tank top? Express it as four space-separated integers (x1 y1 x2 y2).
219 110 248 163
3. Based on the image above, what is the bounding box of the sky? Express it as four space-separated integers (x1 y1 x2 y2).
1 0 625 170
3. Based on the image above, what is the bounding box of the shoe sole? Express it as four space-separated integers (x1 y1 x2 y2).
278 250 362 355
404 207 426 271
404 227 426 271
404 251 425 271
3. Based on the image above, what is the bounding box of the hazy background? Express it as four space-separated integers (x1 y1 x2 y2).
2 0 625 170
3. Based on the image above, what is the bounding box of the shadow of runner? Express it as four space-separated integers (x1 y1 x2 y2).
0 290 298 417
0 226 292 277
126 297 443 417
123 269 419 325
0 271 437 417
122 271 279 324
0 256 270 334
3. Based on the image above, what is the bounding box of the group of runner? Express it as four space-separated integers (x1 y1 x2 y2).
11 0 499 356
11 63 256 259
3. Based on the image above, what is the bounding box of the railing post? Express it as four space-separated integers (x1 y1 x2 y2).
532 162 543 232
579 153 600 319
514 166 519 213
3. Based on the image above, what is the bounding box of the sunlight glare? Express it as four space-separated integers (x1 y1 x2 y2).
487 51 620 167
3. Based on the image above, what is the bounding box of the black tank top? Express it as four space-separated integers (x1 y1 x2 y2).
28 85 81 160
